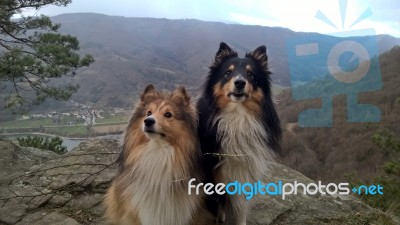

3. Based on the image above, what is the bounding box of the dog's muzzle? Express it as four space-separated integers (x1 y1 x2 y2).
143 117 156 133
144 117 155 127
234 78 246 90
229 76 247 98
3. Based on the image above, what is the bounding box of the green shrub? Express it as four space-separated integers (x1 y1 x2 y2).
16 136 67 154
347 128 400 217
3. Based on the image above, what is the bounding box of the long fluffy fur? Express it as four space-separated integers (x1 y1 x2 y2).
197 42 282 224
105 85 210 225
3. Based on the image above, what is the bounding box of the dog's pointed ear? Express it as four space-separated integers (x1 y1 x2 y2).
172 86 190 107
253 45 267 55
246 45 270 74
140 84 157 103
217 42 232 54
214 42 237 63
251 45 268 62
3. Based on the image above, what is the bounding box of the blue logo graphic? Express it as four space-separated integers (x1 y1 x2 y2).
286 0 382 127
188 178 384 200
352 184 384 195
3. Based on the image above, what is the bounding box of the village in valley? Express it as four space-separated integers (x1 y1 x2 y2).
0 100 131 137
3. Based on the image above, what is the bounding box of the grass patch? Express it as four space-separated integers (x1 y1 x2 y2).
93 121 127 127
96 115 128 124
0 118 55 128
45 126 88 137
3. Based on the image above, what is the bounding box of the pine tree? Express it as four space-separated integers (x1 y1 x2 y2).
0 0 94 113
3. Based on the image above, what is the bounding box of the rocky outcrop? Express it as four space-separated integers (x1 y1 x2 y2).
248 166 399 225
0 140 58 183
0 139 398 225
0 139 118 225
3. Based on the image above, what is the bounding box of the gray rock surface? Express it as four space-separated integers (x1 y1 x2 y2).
0 140 58 183
0 139 398 225
15 211 81 225
0 139 118 225
248 166 399 225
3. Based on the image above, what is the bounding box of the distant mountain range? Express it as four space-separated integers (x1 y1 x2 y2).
5 13 400 110
49 13 400 107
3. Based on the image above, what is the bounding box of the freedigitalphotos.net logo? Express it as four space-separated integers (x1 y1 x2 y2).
188 179 384 200
286 0 382 127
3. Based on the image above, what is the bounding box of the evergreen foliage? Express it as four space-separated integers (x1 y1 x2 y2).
0 0 93 113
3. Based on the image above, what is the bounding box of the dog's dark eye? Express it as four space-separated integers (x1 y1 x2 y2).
247 71 254 79
224 70 232 78
164 112 172 118
147 111 152 116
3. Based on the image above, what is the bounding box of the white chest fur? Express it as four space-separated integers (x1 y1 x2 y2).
214 103 273 183
125 140 200 225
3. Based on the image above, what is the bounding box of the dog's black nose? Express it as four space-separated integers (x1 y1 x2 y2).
144 118 155 127
234 79 246 89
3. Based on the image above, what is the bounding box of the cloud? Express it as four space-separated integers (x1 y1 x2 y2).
18 0 400 37
229 13 279 27
226 0 400 37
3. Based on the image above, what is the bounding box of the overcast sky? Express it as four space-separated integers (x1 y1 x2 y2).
27 0 400 37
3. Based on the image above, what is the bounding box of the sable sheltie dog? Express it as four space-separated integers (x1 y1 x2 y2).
197 42 282 225
105 85 209 225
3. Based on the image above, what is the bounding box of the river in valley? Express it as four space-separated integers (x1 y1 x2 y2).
0 133 122 151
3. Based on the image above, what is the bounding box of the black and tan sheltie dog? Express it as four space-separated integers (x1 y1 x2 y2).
197 42 282 224
105 85 211 225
